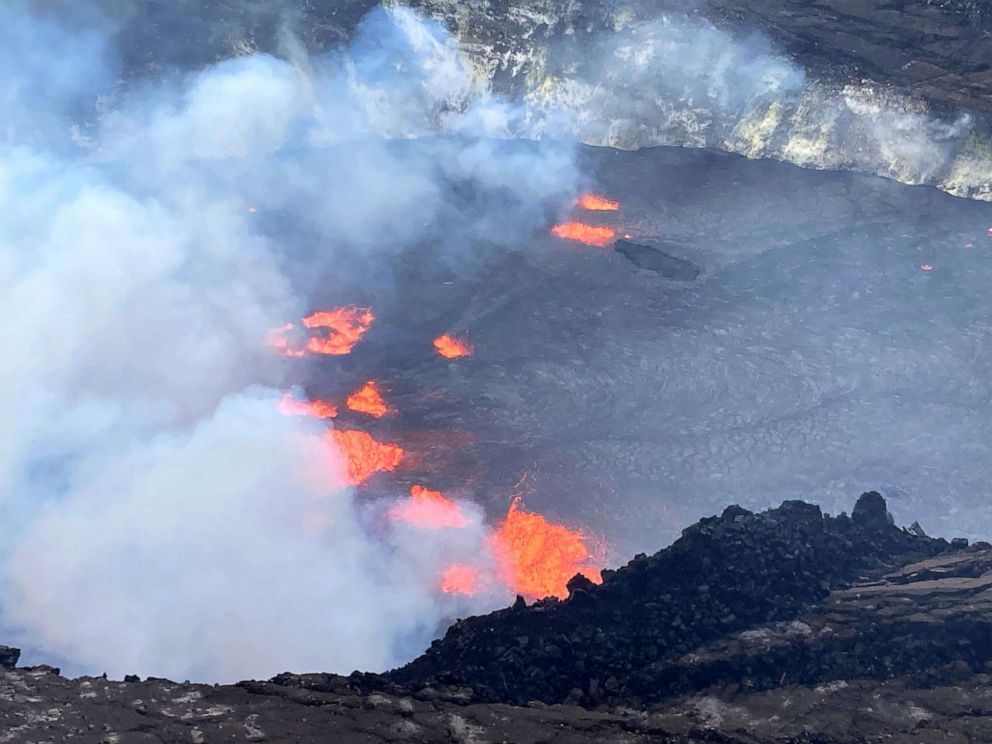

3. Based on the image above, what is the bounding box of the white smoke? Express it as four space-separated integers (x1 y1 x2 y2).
523 12 990 199
0 2 575 680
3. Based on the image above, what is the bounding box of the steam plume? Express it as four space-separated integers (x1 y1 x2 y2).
0 2 576 680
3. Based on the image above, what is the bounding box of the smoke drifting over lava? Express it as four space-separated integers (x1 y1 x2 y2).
0 1 581 681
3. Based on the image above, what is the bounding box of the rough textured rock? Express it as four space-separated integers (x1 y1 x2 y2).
383 493 951 707
0 646 19 671
6 494 992 742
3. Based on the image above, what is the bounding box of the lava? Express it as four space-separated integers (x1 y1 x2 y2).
578 193 620 211
277 393 338 419
390 485 468 529
441 564 481 596
551 222 616 247
346 380 391 418
493 498 602 600
434 333 473 359
328 429 404 485
303 306 375 356
265 323 306 358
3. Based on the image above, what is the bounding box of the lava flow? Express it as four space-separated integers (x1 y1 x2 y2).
277 393 338 419
578 193 620 211
346 380 390 418
551 222 616 247
265 323 306 358
328 429 404 485
493 498 602 600
440 564 481 596
391 485 468 529
304 306 375 356
434 333 473 358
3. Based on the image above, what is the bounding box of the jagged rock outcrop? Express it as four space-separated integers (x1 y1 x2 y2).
382 493 953 706
5 493 992 742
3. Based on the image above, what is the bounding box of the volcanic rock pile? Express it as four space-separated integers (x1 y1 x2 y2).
6 492 992 742
379 492 960 706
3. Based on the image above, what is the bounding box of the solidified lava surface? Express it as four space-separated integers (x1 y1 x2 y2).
299 143 992 557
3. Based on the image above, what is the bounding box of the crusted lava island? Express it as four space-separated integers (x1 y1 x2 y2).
5 492 992 742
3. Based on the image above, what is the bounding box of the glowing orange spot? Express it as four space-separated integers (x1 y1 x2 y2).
265 323 306 358
303 306 375 356
920 263 934 271
577 193 620 211
346 380 390 418
492 498 602 600
277 393 338 419
390 485 468 529
328 429 404 486
434 334 473 359
551 222 616 247
441 565 481 595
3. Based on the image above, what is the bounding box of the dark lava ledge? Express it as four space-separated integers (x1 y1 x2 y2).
7 493 992 742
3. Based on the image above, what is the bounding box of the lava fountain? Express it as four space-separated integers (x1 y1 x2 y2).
434 334 474 359
346 380 391 418
304 306 375 356
551 222 616 247
328 429 405 486
578 193 620 211
390 485 469 529
493 498 603 600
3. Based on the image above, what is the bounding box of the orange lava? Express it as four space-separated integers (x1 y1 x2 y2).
433 333 473 359
551 222 616 247
346 380 390 418
391 485 468 529
328 429 404 485
277 393 338 419
578 194 620 211
492 498 602 600
265 323 306 358
303 306 375 356
441 564 481 596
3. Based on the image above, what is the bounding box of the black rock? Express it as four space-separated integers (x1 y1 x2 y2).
614 240 701 280
0 645 19 670
851 491 892 531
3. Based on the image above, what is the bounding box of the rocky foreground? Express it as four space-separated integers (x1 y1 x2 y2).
6 492 992 742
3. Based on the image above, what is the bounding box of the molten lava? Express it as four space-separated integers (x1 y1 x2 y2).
346 380 390 418
578 193 620 211
433 333 473 359
551 222 616 247
390 485 468 529
303 306 375 356
493 498 602 600
441 564 481 596
277 393 338 419
265 323 306 358
328 429 404 486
